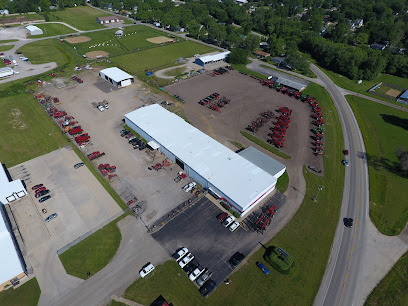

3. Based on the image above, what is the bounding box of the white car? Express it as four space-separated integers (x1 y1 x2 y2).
183 182 196 193
97 105 105 112
74 66 82 71
228 221 240 232
179 252 194 268
222 216 235 227
189 265 206 281
139 262 155 278
104 104 109 109
172 247 189 262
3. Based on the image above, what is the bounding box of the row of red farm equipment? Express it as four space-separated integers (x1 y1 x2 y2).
267 107 292 148
245 110 275 133
260 79 302 97
150 159 172 171
209 66 233 77
98 163 117 181
198 92 231 112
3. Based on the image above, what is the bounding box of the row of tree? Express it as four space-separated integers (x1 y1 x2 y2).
1 0 78 13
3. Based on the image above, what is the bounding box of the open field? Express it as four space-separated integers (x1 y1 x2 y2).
0 44 14 51
47 6 116 30
365 251 408 305
347 95 408 235
147 36 173 44
0 278 41 306
276 171 289 194
0 39 18 43
0 93 67 167
30 23 76 38
124 83 345 305
111 41 215 73
59 214 126 279
0 13 43 24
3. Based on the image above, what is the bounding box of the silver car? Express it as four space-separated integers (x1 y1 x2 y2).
196 269 212 287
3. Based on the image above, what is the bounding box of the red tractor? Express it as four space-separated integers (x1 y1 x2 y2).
75 133 90 143
69 126 83 135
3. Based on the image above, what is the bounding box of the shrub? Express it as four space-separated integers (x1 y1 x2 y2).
233 211 241 218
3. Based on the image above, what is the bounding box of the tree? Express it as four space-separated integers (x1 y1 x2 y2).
242 35 260 54
227 48 249 64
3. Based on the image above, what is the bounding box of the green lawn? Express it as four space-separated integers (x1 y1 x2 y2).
240 131 291 160
232 63 267 79
118 25 166 51
0 13 43 23
0 39 18 43
59 214 127 279
347 95 408 235
319 66 408 108
0 93 67 167
163 66 188 77
124 82 345 305
365 251 408 305
0 278 41 306
30 23 76 38
111 41 215 73
108 300 127 306
276 171 289 194
0 44 14 51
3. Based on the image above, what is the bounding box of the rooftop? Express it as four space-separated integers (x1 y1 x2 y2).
97 16 123 21
25 25 42 31
100 67 133 83
238 147 286 178
198 51 230 64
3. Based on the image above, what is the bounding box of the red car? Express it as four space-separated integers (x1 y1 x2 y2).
32 184 44 190
344 149 349 155
35 187 46 193
217 212 228 222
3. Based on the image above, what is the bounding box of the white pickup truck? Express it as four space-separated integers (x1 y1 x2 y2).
183 182 196 193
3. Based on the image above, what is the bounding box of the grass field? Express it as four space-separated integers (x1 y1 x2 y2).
124 82 345 305
108 300 127 306
47 6 115 30
276 171 289 194
0 13 43 23
347 95 408 235
111 41 215 73
59 214 127 279
0 44 14 51
0 278 41 306
0 39 18 43
232 63 268 79
31 23 76 38
240 131 291 159
0 93 67 167
365 251 408 305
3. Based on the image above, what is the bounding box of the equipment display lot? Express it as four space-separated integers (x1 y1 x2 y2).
165 70 323 170
152 194 286 285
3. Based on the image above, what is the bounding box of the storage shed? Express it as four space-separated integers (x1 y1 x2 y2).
25 25 43 36
99 67 134 88
125 104 282 216
97 16 123 24
0 67 14 79
195 51 230 67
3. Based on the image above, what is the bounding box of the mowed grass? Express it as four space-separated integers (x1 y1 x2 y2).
111 41 215 73
0 93 67 167
365 251 408 305
0 278 41 306
0 44 14 51
59 214 126 279
119 25 166 51
347 95 408 235
0 39 18 43
124 83 345 305
48 6 114 30
276 171 289 194
31 23 76 38
0 13 43 23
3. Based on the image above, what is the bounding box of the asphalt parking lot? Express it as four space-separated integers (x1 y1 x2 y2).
152 192 286 286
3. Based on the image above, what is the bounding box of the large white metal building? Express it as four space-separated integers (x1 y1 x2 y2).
99 67 134 88
195 51 230 67
124 104 285 216
0 67 14 79
0 164 27 289
25 25 43 36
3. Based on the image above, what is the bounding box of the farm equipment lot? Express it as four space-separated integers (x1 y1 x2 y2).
165 70 323 171
7 147 122 302
39 69 193 226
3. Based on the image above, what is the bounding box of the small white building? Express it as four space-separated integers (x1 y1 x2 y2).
99 67 134 88
115 30 124 37
0 67 14 79
1 9 9 15
96 16 123 24
195 51 230 66
26 25 43 36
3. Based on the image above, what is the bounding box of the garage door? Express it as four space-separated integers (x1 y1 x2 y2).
121 79 131 87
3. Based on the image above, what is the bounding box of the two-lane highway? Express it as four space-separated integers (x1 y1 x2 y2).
312 64 370 306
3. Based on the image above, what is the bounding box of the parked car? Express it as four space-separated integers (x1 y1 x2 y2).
196 269 212 287
35 190 49 198
32 184 43 190
342 159 349 166
74 162 84 169
172 247 188 262
222 216 235 227
183 182 196 193
139 262 155 278
344 218 353 228
178 252 194 268
39 195 51 203
183 259 199 275
44 213 57 223
228 221 240 232
189 265 206 281
256 261 269 275
199 279 216 297
229 252 245 267
344 149 349 155
120 130 129 137
216 212 228 222
35 187 46 193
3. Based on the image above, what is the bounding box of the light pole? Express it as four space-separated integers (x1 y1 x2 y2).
313 185 324 203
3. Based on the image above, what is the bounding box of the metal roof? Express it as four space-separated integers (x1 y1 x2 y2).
198 51 230 64
125 105 277 211
25 25 42 32
0 67 13 78
238 146 286 179
276 77 306 91
399 89 408 99
100 67 133 83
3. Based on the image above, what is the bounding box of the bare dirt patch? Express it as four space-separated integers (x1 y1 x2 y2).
385 89 401 97
85 50 109 59
65 36 91 44
146 36 174 44
9 108 27 130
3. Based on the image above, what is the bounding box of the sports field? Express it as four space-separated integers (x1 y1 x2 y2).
347 95 408 235
0 93 67 167
111 41 215 73
30 23 76 38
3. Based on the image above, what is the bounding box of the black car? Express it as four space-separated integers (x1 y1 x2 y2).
344 218 353 227
39 195 51 203
129 139 138 144
183 259 199 275
139 144 146 150
35 190 50 198
120 130 129 137
229 252 246 267
32 184 43 190
199 279 216 297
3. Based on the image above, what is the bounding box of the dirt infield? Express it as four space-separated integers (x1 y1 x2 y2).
386 89 401 97
65 36 91 44
147 36 173 44
85 51 109 59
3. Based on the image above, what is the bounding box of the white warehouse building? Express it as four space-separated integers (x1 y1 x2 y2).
124 104 286 216
195 51 230 67
99 67 134 88
25 25 43 36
